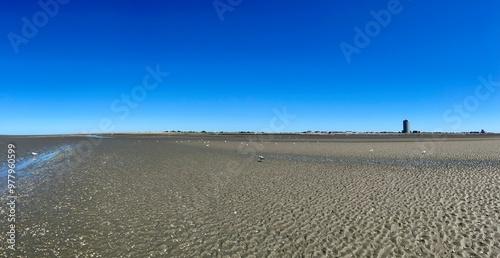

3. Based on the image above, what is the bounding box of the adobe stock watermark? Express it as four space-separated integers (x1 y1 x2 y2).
213 0 243 21
7 0 70 54
443 74 500 130
64 64 169 164
226 107 296 173
339 0 405 64
415 74 500 155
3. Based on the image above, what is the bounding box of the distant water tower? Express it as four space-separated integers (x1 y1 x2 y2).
402 119 410 133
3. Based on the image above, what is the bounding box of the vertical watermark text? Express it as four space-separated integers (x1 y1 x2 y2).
6 143 17 251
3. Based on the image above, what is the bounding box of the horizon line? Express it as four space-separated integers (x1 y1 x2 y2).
1 130 498 137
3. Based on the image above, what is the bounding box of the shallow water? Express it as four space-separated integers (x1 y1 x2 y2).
268 153 500 167
86 134 113 139
0 144 73 193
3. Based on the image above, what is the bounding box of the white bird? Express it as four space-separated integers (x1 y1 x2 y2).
31 152 38 156
257 155 265 162
369 149 373 152
422 150 426 154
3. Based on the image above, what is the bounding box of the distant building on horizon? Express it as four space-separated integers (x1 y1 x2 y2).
402 119 410 133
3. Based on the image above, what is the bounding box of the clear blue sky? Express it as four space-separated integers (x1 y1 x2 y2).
1 0 499 135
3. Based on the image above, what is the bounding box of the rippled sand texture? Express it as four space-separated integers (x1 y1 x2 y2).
1 135 499 257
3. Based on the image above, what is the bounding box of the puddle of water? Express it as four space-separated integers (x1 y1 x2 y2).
87 134 113 139
0 144 73 194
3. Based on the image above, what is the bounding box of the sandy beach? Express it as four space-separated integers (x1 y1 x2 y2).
1 134 499 257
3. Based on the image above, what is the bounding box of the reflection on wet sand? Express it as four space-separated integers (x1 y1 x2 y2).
1 135 499 257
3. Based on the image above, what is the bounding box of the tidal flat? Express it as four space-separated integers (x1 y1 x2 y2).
0 134 499 257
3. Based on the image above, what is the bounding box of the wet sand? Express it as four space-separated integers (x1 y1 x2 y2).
1 135 500 257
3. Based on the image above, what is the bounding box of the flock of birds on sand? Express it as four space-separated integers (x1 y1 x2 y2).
29 145 427 162
42 139 424 164
17 139 427 167
27 138 428 163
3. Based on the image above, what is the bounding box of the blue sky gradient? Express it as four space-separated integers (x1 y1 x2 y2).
1 0 499 134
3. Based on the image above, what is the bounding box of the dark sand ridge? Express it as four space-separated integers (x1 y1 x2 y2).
0 135 499 257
